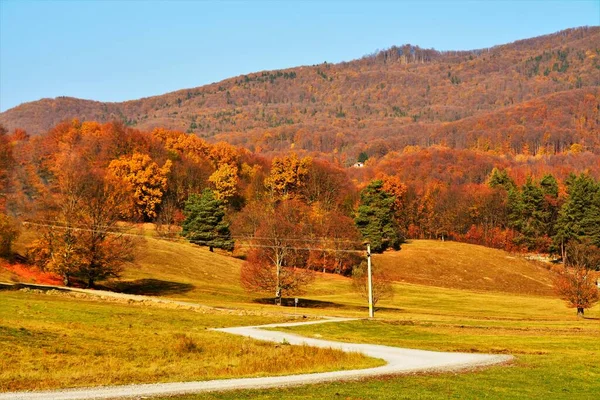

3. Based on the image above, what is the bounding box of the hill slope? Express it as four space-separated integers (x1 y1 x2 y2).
1 26 599 160
375 240 554 296
3 237 556 300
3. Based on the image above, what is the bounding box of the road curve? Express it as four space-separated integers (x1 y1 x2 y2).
0 318 512 400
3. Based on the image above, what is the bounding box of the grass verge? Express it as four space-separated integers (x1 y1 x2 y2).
167 291 600 399
0 290 381 392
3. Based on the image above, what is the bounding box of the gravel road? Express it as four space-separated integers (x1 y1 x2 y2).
0 316 512 400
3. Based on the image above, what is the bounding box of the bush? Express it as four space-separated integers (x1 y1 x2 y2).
173 334 202 354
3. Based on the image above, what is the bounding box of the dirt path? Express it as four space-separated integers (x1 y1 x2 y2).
0 317 512 400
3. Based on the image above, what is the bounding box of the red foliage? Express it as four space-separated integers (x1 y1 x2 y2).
553 267 599 315
2 263 63 286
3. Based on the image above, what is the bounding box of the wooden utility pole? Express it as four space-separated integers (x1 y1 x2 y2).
367 243 374 318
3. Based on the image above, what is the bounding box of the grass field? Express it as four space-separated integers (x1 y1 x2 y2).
2 233 598 398
0 289 380 391
168 294 600 400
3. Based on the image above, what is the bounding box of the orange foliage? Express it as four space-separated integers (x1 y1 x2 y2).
2 262 63 286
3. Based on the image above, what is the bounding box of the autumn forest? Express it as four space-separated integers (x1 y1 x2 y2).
1 26 599 306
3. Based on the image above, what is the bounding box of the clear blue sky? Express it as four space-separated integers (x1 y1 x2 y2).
1 0 598 111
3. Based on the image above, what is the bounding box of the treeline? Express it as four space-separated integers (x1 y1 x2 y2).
1 121 599 292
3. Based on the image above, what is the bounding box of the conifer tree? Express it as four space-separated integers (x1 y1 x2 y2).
488 168 516 191
555 174 600 260
181 189 234 252
539 174 560 239
355 180 402 253
510 177 547 250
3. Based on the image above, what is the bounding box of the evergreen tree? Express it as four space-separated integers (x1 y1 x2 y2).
555 174 600 259
357 152 369 163
355 180 402 253
539 174 560 240
182 189 234 252
488 168 516 191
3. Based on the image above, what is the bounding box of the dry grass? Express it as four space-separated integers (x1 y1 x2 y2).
0 290 381 392
374 240 554 295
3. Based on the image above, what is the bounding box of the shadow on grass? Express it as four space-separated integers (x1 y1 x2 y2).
253 297 348 308
252 297 404 313
101 279 195 296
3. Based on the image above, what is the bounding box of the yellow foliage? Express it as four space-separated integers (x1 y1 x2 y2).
264 153 311 200
209 164 239 202
108 153 171 220
152 128 210 163
569 143 584 154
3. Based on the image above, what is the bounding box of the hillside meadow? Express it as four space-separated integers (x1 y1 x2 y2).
3 235 598 398
0 289 380 391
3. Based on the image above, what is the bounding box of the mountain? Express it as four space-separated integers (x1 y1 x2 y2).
1 26 599 161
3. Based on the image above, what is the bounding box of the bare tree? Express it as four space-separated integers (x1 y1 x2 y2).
352 261 394 307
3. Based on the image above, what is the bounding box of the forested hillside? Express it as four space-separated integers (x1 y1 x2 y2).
1 27 599 299
1 27 599 162
1 120 599 285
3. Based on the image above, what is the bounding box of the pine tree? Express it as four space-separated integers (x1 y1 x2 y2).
488 168 516 191
554 174 600 260
181 189 234 252
355 180 402 253
539 174 560 239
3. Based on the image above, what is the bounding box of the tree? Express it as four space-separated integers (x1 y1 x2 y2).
181 189 233 252
352 261 394 307
554 265 599 317
240 200 314 305
357 152 369 163
76 172 136 287
488 168 516 191
539 174 560 239
0 124 13 212
265 153 311 200
308 208 362 275
554 240 600 317
565 239 600 271
27 155 136 287
108 152 172 220
509 177 548 251
209 163 239 203
355 180 402 253
0 213 19 258
554 174 600 260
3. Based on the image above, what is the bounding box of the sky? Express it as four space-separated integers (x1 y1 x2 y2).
1 0 599 111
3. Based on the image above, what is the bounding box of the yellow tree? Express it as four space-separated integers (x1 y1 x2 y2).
209 141 240 167
209 163 239 202
108 152 172 220
265 153 311 200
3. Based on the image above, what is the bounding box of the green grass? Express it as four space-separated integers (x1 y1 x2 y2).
0 290 381 391
4 232 599 398
168 296 600 399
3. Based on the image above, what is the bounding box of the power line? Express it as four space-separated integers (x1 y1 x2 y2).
21 221 366 253
233 243 364 253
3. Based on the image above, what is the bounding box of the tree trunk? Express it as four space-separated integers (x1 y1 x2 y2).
275 289 282 306
88 278 94 289
275 255 282 306
63 275 70 287
577 307 584 317
209 246 214 252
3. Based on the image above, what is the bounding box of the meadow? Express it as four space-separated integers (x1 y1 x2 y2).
1 237 598 398
0 289 379 391
168 286 600 400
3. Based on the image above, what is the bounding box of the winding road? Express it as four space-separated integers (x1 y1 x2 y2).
0 317 512 400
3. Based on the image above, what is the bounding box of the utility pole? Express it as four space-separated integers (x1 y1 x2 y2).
367 243 374 318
